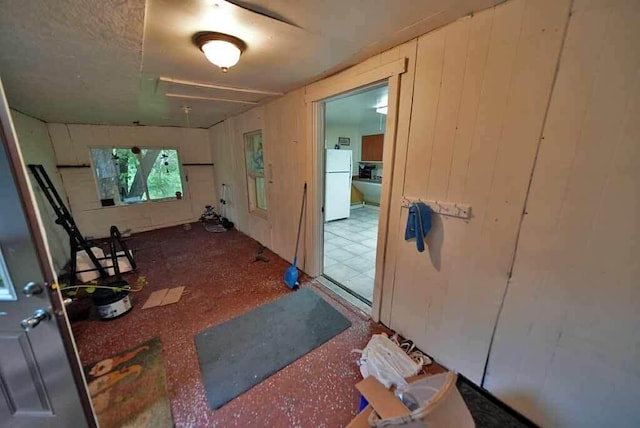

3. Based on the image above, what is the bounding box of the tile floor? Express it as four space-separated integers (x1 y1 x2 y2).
323 205 379 302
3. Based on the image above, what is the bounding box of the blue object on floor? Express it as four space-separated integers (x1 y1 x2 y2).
359 395 369 412
285 183 307 288
284 256 299 288
404 202 432 252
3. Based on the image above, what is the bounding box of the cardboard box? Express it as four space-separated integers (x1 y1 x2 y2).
347 373 474 428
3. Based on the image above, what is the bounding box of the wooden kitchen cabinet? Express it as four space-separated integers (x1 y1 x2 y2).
361 134 384 161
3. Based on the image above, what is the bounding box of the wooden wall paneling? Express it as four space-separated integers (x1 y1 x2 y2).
385 10 474 358
445 0 541 379
475 10 615 391
499 4 611 246
264 99 283 255
460 0 571 380
371 74 400 322
295 90 309 273
11 111 71 270
178 129 212 164
445 11 494 203
108 125 145 148
485 1 640 425
537 5 639 271
67 125 108 163
209 123 225 213
401 29 446 199
425 17 471 201
428 3 525 360
219 120 235 223
46 123 77 165
73 205 153 238
382 25 447 342
378 39 419 325
426 0 525 377
287 90 307 268
148 200 195 225
384 0 571 383
265 89 306 265
404 5 505 369
185 164 216 218
481 7 614 371
228 116 248 236
106 125 141 147
59 169 101 211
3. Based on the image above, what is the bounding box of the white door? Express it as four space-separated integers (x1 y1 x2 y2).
325 172 351 221
0 80 93 427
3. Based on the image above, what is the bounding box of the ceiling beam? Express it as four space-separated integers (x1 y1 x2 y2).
159 76 284 96
165 93 259 105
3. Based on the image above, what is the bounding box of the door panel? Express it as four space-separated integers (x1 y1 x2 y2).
0 79 91 427
0 331 52 415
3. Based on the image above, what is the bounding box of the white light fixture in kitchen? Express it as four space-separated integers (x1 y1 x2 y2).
375 91 388 115
193 32 246 72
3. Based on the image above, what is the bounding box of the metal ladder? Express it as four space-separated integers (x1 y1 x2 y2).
27 164 135 288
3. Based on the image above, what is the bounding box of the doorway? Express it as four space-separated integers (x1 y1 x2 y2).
321 83 388 304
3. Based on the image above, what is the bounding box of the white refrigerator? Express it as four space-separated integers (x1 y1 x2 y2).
325 149 352 221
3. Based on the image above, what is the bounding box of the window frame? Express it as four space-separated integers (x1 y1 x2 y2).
88 145 186 207
243 130 268 217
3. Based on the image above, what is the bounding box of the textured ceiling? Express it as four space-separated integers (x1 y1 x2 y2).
0 0 503 128
0 0 145 125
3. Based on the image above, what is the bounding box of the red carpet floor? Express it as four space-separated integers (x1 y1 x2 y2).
71 224 388 427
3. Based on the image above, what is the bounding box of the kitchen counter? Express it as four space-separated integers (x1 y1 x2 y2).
352 178 382 204
352 177 382 184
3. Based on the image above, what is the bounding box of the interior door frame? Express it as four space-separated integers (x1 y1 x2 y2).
0 85 97 426
305 58 406 321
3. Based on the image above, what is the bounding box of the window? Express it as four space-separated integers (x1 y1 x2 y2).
0 246 17 301
244 131 267 213
90 147 184 206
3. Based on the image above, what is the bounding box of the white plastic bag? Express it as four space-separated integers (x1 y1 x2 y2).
354 334 421 389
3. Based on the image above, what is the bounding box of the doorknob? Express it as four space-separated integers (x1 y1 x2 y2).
21 308 51 331
23 282 44 296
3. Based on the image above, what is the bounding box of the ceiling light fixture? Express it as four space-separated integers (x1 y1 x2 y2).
374 92 388 115
193 32 246 73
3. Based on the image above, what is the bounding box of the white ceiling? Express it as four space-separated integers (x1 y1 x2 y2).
326 85 388 131
0 0 503 128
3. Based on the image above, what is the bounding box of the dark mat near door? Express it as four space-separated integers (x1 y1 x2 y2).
195 287 352 409
457 375 538 427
